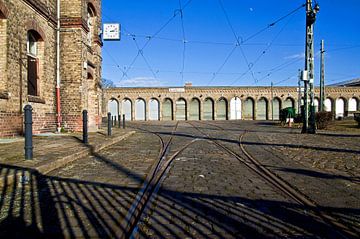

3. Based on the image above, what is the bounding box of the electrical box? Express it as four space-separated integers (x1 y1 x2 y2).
301 70 308 81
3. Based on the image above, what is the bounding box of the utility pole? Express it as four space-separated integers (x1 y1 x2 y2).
319 39 325 111
302 0 319 134
298 69 301 115
271 82 274 120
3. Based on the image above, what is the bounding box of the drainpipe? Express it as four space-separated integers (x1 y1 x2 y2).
56 0 62 132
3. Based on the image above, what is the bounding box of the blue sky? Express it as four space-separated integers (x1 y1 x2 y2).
101 0 360 87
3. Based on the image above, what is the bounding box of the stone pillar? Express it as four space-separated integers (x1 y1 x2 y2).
214 100 218 120
227 98 231 120
159 99 163 121
253 99 257 120
241 99 245 120
131 100 135 121
172 99 176 121
200 100 204 121
145 98 149 121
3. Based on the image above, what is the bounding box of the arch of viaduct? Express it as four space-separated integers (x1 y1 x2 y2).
103 86 360 121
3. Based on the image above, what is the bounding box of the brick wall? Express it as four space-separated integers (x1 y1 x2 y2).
0 0 58 136
0 0 103 136
60 0 102 132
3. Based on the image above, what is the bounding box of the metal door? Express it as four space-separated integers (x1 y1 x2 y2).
203 98 214 120
135 99 146 120
122 99 132 121
176 99 186 120
324 98 332 112
272 98 280 120
149 99 159 120
230 97 241 120
336 98 345 119
217 98 227 120
189 98 200 120
243 98 254 120
257 98 267 120
163 99 173 120
283 98 294 109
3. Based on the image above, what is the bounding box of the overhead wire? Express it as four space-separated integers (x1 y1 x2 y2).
206 45 238 86
132 37 158 79
103 47 130 80
231 14 296 86
216 0 257 84
178 0 187 85
119 0 193 81
242 3 306 43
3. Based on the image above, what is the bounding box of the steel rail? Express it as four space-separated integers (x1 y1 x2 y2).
123 122 198 239
188 121 357 239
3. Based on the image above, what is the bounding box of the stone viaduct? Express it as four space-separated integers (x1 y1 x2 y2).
103 86 360 121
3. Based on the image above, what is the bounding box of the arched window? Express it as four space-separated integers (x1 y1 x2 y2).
87 4 96 46
27 30 42 96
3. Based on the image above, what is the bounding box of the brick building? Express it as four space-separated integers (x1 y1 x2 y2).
0 0 102 136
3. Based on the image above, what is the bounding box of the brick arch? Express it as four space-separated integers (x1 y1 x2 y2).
26 20 46 41
0 0 9 18
348 96 360 111
87 0 98 16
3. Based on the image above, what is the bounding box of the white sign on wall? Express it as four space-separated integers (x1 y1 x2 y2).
169 88 185 93
103 23 121 41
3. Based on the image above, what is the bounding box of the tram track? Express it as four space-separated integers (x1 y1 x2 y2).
188 121 358 239
122 122 199 239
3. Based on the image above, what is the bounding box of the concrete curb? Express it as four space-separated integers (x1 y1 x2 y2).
0 131 136 187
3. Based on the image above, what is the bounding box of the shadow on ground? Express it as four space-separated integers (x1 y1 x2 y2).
0 161 359 238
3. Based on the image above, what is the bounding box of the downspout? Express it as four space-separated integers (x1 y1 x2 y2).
56 0 62 132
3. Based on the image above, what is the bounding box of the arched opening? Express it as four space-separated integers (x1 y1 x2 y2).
203 98 214 120
257 97 268 120
335 98 345 119
27 30 43 96
176 98 187 120
324 98 332 112
348 97 358 116
272 97 281 120
217 98 228 120
135 98 146 120
149 98 160 121
162 98 173 121
243 98 254 120
108 98 119 119
189 98 200 120
314 98 320 113
122 99 132 121
283 97 295 109
230 97 241 120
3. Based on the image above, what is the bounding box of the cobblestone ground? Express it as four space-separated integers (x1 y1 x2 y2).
136 121 360 239
0 132 162 238
0 121 359 238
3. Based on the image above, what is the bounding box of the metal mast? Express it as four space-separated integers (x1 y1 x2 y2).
319 39 325 111
302 0 319 134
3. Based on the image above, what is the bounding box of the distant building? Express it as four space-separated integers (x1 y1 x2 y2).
0 0 102 136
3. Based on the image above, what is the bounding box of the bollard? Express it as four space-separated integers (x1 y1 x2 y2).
24 105 33 160
118 114 121 128
123 114 126 129
107 112 112 136
83 110 88 144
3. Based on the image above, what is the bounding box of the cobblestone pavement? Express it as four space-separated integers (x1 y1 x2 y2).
0 121 359 238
